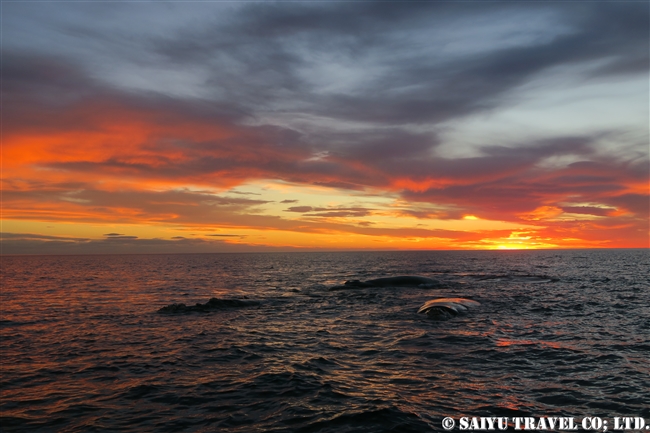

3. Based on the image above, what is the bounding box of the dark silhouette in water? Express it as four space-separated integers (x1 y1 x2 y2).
330 275 441 290
158 297 259 313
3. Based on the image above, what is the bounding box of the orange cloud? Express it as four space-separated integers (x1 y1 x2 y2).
3 52 647 252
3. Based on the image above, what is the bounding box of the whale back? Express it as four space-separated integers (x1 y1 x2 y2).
418 297 481 317
344 275 438 288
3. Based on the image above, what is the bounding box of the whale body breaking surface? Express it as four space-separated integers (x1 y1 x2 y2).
158 297 259 313
418 297 481 320
158 277 479 322
329 275 441 290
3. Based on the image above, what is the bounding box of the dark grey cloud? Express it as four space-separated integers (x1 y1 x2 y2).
2 51 96 106
1 232 90 242
148 2 648 125
561 206 613 217
305 210 371 218
0 232 298 255
398 208 464 221
1 50 252 143
5 2 646 188
285 206 314 213
402 153 649 221
228 191 262 196
360 135 597 184
3 187 274 227
6 1 647 132
605 194 650 218
310 181 366 191
325 129 440 163
285 206 374 218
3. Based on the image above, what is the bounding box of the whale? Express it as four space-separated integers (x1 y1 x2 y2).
417 297 480 320
158 297 260 313
329 276 441 290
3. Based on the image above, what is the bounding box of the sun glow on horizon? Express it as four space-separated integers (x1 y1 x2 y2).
496 244 534 250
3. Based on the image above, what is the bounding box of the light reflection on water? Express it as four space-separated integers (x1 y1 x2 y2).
1 250 649 432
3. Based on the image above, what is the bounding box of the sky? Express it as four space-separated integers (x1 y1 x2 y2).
2 0 648 254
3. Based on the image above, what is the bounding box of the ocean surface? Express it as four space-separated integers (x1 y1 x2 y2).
1 250 649 432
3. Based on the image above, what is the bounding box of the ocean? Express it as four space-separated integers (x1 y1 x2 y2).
1 250 648 432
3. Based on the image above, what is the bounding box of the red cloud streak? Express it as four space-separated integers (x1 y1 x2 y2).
3 54 648 250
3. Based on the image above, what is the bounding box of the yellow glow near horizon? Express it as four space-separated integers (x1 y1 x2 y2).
0 218 518 250
2 179 640 252
233 180 539 233
496 244 532 250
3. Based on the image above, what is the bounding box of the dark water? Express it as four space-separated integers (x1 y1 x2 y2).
1 250 649 432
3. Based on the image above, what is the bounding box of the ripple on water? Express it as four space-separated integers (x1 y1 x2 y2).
1 250 649 431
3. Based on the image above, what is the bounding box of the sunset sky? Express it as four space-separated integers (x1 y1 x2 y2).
2 1 648 254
